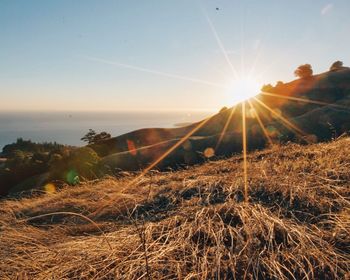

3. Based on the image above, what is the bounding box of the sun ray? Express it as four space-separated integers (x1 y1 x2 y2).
85 56 228 89
215 106 237 150
253 97 309 141
200 4 239 79
240 8 246 77
246 0 280 79
261 91 350 110
247 42 263 78
247 26 277 80
255 37 309 79
247 31 270 78
134 118 212 180
241 101 248 203
91 115 213 217
87 4 323 217
247 100 274 146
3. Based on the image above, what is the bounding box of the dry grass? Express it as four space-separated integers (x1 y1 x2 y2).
0 138 349 279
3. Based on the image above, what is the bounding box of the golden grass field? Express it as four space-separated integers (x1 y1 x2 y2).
1 137 349 279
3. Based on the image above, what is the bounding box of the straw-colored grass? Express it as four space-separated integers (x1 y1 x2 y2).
1 137 349 279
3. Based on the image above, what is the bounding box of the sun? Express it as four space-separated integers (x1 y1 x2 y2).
227 76 261 105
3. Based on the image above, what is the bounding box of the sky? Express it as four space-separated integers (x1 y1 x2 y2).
1 0 349 112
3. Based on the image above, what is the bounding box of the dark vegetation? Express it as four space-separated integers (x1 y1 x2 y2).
0 139 100 196
0 139 70 196
81 129 111 145
294 63 313 79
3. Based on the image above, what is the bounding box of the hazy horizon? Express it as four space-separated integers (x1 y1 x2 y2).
0 110 212 150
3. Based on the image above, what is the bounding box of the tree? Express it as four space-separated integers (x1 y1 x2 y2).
294 64 313 79
81 129 97 144
81 129 111 144
67 147 100 179
49 147 100 184
261 84 273 92
330 60 343 71
92 132 111 143
219 106 228 113
275 81 284 88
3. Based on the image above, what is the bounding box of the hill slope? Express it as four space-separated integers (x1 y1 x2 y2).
92 68 350 172
92 68 350 157
1 137 349 279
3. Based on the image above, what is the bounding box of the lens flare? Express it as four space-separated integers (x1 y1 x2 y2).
204 147 215 158
127 139 137 156
247 100 274 146
66 170 80 185
215 106 237 150
43 183 56 194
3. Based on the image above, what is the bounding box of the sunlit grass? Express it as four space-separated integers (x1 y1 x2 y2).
1 138 349 279
241 102 248 203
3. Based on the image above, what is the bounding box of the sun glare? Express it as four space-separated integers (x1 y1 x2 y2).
228 77 261 105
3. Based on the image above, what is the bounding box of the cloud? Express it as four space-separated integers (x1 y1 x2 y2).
321 3 333 15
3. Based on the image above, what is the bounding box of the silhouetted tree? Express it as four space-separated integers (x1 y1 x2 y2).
81 129 111 144
294 64 313 79
93 132 111 143
276 81 284 88
81 129 97 144
330 61 343 71
219 106 228 113
261 84 273 92
2 138 64 157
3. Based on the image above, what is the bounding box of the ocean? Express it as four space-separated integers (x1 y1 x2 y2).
0 111 212 151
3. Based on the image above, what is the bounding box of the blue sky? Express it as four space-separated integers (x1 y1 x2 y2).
1 0 349 111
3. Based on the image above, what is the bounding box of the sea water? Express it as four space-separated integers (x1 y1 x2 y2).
0 111 212 151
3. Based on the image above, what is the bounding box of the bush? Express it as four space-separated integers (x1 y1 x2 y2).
261 84 273 92
50 147 100 184
294 64 313 79
329 60 343 71
81 129 111 145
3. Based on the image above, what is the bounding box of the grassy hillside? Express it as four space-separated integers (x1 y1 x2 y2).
1 137 349 279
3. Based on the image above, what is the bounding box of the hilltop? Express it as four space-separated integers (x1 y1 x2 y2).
1 137 349 279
